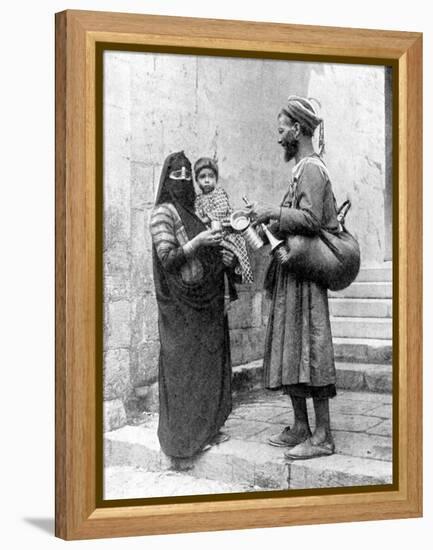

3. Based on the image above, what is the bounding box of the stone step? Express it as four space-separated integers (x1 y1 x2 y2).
331 317 392 340
329 298 392 318
335 362 392 393
104 426 289 492
330 282 392 299
104 388 393 493
333 337 392 364
232 360 392 394
104 466 256 499
356 266 392 282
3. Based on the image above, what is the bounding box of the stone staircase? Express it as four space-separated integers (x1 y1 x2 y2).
330 264 392 365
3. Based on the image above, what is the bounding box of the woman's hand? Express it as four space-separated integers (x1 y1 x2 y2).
193 228 223 248
221 249 236 267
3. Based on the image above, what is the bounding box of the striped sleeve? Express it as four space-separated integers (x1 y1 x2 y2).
150 205 188 271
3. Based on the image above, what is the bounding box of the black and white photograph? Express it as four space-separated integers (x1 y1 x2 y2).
102 50 393 500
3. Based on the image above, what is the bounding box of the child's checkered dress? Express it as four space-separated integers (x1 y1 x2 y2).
195 187 254 284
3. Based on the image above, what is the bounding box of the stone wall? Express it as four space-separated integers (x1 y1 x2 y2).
103 52 390 431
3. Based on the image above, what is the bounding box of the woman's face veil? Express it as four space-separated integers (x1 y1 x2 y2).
155 151 196 208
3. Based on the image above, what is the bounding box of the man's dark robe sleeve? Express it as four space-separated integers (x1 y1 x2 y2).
279 163 326 235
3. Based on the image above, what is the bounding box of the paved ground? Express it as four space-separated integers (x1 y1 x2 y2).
104 387 393 499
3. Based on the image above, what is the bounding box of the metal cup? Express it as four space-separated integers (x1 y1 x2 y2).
211 220 222 231
230 209 264 250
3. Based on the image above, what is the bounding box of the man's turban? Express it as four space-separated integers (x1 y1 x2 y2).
282 96 322 132
281 95 325 154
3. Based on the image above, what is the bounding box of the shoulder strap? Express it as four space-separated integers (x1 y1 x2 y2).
297 155 331 181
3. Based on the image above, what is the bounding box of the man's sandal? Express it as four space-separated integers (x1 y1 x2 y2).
268 426 312 448
284 438 335 460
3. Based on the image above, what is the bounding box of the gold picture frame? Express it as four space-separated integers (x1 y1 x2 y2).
55 9 422 540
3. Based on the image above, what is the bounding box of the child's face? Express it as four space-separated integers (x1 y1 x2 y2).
197 168 217 194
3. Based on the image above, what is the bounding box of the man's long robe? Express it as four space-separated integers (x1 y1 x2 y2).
263 156 340 391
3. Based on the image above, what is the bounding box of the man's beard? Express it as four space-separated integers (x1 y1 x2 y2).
283 138 299 162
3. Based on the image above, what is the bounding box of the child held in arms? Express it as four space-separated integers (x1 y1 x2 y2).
194 157 253 284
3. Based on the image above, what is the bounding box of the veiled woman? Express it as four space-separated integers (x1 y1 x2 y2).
150 151 239 458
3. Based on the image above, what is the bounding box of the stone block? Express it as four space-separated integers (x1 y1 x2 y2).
104 241 130 277
336 362 392 393
130 298 144 349
192 453 234 485
333 431 392 462
141 293 159 341
333 338 392 364
232 360 263 393
134 381 160 413
104 424 161 470
254 461 288 490
262 293 271 325
232 454 255 486
104 53 131 110
369 404 392 418
103 349 132 400
130 340 160 387
105 301 130 350
223 418 269 441
338 390 392 405
104 399 127 432
103 149 130 249
105 106 130 159
104 274 130 303
331 414 383 433
356 266 392 282
288 454 393 489
229 329 244 366
131 162 155 210
238 248 271 292
366 419 393 437
336 366 365 391
251 292 263 328
365 365 393 393
230 401 280 424
212 439 286 488
104 242 130 302
131 294 159 348
330 298 392 318
330 398 381 416
103 466 253 499
130 208 155 291
130 110 165 164
242 327 267 363
331 317 392 340
104 466 251 500
104 200 131 250
228 292 253 329
330 282 392 299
